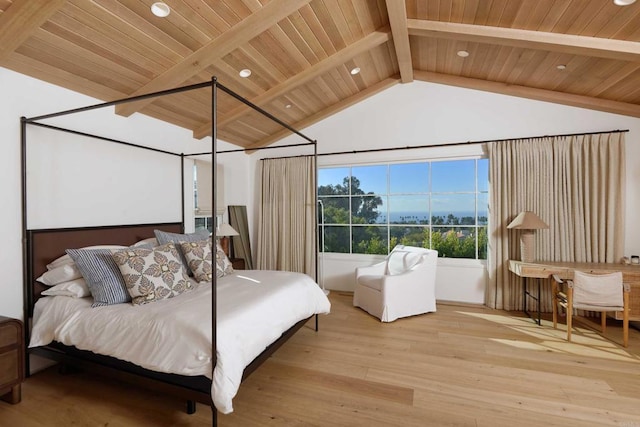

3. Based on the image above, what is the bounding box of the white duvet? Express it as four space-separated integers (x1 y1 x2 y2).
29 270 331 414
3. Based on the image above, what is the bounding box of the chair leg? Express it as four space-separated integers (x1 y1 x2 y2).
623 293 630 348
601 311 607 334
552 281 558 329
566 288 573 342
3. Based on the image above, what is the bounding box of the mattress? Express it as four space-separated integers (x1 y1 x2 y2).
29 270 331 414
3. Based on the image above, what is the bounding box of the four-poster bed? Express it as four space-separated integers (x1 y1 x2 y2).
21 78 328 425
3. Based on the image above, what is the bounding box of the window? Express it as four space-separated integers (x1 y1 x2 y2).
318 158 488 259
195 216 214 233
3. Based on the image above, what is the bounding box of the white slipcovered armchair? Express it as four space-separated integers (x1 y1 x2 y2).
353 245 438 322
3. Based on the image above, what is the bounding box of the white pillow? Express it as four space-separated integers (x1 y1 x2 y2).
41 278 90 298
46 254 74 270
46 245 127 270
403 252 423 271
386 250 424 276
133 237 157 247
36 264 82 286
387 251 408 275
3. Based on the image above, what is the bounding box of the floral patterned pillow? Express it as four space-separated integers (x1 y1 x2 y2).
215 240 234 277
180 239 214 282
180 239 234 281
111 243 194 305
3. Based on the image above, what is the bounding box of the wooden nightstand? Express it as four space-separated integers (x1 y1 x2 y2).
230 257 245 270
0 316 24 404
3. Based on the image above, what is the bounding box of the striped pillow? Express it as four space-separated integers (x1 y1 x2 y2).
66 248 131 307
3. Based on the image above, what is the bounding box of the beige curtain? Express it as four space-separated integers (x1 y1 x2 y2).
487 132 625 311
257 156 316 276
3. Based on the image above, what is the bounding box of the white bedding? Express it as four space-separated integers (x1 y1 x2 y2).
29 270 331 414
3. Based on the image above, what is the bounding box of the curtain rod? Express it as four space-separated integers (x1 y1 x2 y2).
186 141 316 157
261 153 316 161
316 129 629 157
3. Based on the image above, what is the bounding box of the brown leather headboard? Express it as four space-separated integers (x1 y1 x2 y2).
26 222 183 316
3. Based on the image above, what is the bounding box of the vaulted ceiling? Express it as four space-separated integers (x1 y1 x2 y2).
1 0 640 149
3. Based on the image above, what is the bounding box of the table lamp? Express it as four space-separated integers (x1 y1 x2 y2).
507 211 549 263
216 223 239 257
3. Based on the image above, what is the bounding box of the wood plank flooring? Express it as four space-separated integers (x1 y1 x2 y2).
2 292 640 426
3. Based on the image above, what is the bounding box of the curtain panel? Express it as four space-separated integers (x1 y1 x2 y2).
256 156 316 276
487 132 625 311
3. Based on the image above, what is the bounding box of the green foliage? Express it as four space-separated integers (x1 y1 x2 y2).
320 226 349 253
348 226 487 259
429 226 487 259
355 232 387 255
319 176 383 224
323 204 349 224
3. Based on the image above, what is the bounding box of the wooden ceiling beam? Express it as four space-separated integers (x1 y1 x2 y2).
1 52 127 101
414 70 640 118
0 0 66 60
245 76 400 149
193 28 392 139
115 0 312 117
385 0 413 83
408 19 640 62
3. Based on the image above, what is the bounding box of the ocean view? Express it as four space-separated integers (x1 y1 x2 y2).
383 211 488 222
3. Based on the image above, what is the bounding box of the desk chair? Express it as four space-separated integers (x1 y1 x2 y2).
552 271 630 347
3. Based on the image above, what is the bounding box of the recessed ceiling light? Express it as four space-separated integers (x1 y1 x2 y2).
151 2 170 17
457 50 470 58
350 67 361 75
285 104 292 109
556 64 567 70
239 69 251 78
614 0 636 5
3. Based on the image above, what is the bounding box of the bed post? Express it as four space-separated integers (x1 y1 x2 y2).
314 140 319 332
20 116 30 378
211 76 218 427
180 153 185 233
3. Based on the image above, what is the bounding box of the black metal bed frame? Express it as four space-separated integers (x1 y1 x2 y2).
20 77 318 427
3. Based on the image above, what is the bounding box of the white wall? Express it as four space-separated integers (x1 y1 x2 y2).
0 67 251 320
266 80 640 303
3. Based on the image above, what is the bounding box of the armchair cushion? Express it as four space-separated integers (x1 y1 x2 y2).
386 249 423 275
357 275 384 291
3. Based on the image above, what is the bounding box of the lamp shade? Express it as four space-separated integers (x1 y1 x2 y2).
507 211 549 230
216 223 239 237
507 211 548 263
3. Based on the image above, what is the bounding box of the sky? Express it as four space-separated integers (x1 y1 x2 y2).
318 159 489 215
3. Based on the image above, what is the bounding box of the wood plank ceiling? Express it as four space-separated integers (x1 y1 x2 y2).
1 0 640 149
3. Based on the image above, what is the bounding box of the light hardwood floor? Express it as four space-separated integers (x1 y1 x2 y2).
2 292 640 426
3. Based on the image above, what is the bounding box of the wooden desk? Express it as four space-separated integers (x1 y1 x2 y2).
509 260 640 321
